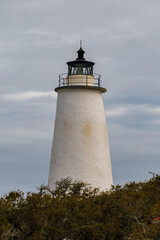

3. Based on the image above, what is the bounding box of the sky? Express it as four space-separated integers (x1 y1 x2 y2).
1 0 160 195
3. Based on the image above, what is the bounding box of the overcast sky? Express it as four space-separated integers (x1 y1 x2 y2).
1 0 160 195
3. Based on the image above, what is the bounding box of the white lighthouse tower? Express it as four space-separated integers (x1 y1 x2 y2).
48 45 113 191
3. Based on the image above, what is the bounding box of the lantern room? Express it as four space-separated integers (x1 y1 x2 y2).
67 47 95 76
57 44 105 91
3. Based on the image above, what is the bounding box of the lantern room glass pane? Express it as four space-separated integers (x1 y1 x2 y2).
69 64 93 75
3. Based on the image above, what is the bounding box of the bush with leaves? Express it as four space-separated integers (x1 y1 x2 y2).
0 176 160 240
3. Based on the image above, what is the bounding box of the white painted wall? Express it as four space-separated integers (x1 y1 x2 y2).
48 87 113 191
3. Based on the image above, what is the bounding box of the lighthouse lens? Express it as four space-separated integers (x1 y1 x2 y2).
69 64 93 75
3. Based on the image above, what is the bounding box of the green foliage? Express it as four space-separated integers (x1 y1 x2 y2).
0 176 160 239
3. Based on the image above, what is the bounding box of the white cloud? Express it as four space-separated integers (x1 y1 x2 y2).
23 28 80 45
0 58 10 69
88 27 104 36
0 129 50 144
106 107 126 117
24 29 49 36
0 40 17 50
106 104 160 117
3 91 57 101
147 107 160 114
151 119 160 125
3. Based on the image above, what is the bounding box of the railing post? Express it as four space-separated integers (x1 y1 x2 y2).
86 75 88 86
98 75 100 87
59 75 60 87
68 75 69 86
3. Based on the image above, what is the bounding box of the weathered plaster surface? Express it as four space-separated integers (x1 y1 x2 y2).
48 87 113 191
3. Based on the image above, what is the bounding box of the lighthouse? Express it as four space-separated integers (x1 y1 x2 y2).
48 45 113 191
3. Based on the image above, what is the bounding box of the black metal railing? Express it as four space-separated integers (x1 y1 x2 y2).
58 73 102 87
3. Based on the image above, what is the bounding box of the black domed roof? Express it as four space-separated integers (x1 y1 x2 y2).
67 46 95 66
